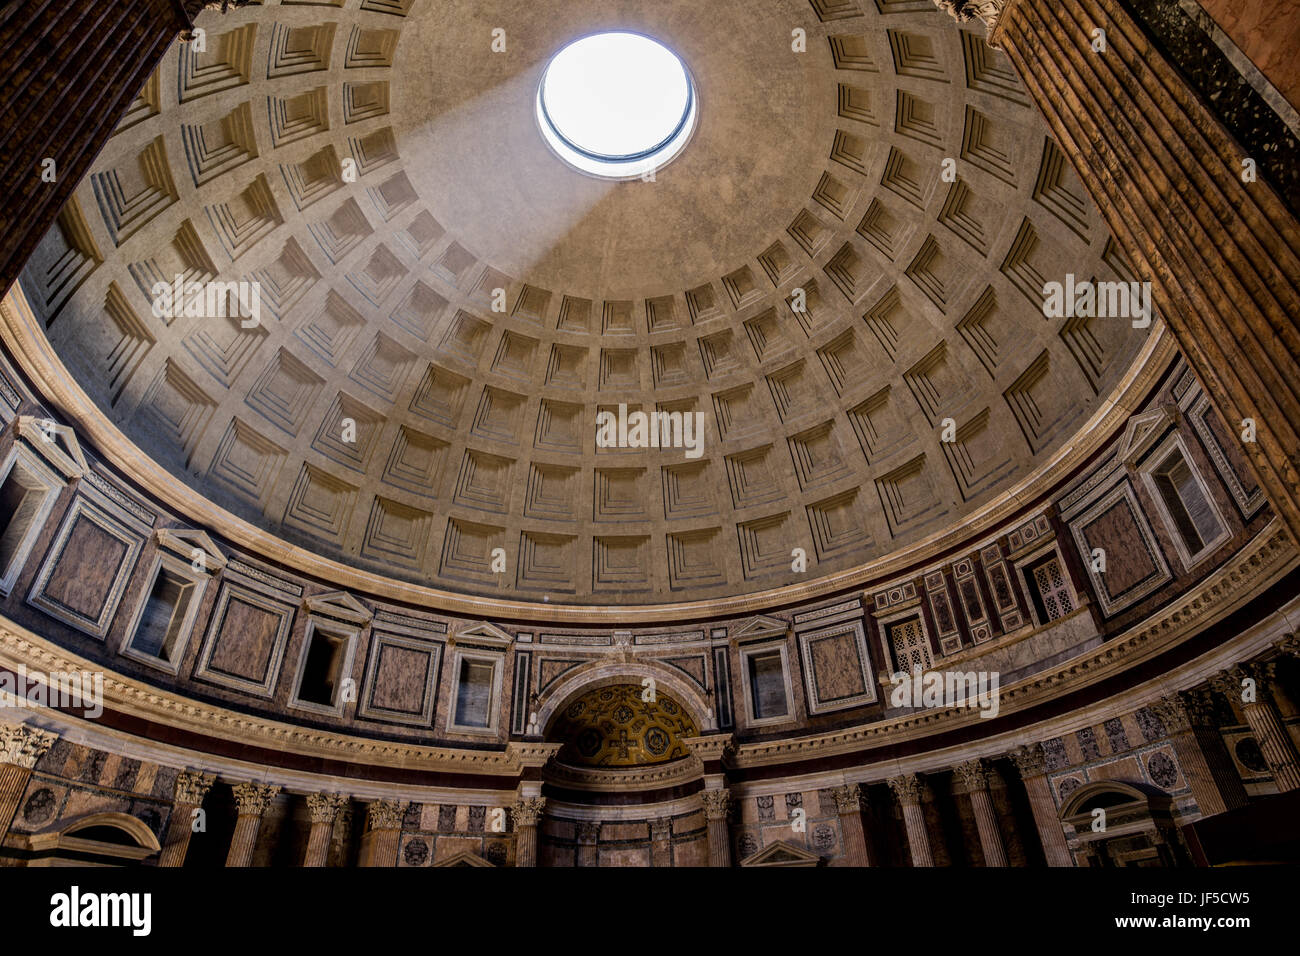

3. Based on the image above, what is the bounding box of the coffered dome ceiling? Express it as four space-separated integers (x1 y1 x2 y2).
23 0 1148 607
550 684 698 767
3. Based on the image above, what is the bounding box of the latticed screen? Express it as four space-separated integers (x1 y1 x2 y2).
1032 557 1075 621
889 617 932 673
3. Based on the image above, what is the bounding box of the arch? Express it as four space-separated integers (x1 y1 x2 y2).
534 658 715 735
1059 780 1161 820
61 811 162 851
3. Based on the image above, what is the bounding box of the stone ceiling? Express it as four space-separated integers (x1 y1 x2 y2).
22 0 1146 605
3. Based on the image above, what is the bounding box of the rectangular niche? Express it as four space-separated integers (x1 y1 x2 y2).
739 642 793 727
446 649 502 735
27 497 144 639
289 616 360 717
120 553 211 674
0 444 66 597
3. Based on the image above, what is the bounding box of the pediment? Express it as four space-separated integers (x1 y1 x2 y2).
155 528 226 572
1117 404 1177 465
303 590 373 625
732 615 789 641
433 850 494 867
15 415 87 478
453 621 514 646
739 839 822 867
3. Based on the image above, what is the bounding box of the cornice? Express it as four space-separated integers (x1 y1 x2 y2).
0 284 1173 624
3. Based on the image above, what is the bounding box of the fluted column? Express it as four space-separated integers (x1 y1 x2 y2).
304 793 348 867
1150 690 1249 815
887 773 934 867
1009 744 1073 867
932 0 1300 544
701 789 732 868
0 723 56 837
225 783 280 867
510 796 545 868
955 759 1007 867
1213 664 1300 791
830 784 872 866
159 770 214 867
359 800 406 867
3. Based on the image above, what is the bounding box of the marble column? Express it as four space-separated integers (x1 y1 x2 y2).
1009 744 1074 867
0 723 56 837
1213 664 1300 791
158 770 214 868
831 784 873 867
887 773 934 867
510 796 545 868
225 783 280 867
649 817 673 867
303 793 348 867
954 759 1007 867
1150 690 1249 815
359 800 406 867
932 0 1300 544
701 789 732 868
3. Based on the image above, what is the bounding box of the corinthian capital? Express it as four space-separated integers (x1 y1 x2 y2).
701 788 732 821
932 0 1011 36
174 770 216 806
232 782 281 817
831 784 864 814
1008 743 1046 777
887 772 925 807
366 799 408 832
510 796 546 828
0 722 57 769
954 759 991 794
307 792 349 826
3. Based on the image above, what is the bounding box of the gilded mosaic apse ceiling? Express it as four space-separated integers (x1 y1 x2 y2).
550 684 699 767
21 0 1148 606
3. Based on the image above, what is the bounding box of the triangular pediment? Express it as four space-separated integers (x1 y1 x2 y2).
15 416 87 478
433 849 494 867
453 621 514 646
303 590 373 625
739 839 822 867
155 528 226 572
1117 404 1177 464
732 615 788 641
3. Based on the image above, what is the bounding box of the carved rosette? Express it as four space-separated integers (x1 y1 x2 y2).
232 782 281 817
1008 743 1046 778
366 799 407 832
831 784 864 814
701 788 732 821
932 0 1009 36
510 796 546 828
887 772 925 807
0 723 57 769
307 792 349 826
954 759 990 794
174 770 216 806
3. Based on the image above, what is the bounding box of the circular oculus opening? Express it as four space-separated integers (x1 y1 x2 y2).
537 32 697 179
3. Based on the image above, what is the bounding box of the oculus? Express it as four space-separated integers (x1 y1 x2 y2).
536 32 697 180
